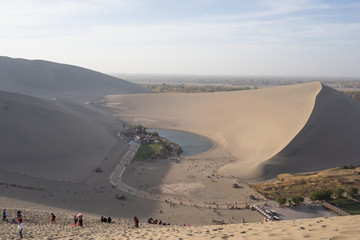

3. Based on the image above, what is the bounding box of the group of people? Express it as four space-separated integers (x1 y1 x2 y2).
1 209 22 223
49 212 83 226
147 217 170 226
1 209 23 238
100 216 112 223
2 208 181 238
98 216 169 228
0 208 194 240
50 212 83 227
2 209 87 239
100 215 139 228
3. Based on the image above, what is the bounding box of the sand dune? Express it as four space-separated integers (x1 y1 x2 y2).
258 84 360 179
0 56 149 99
1 202 359 239
0 91 127 182
3 56 360 236
1 79 360 236
106 82 360 180
0 81 261 225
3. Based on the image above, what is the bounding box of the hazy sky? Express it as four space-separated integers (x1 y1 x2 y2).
1 0 359 77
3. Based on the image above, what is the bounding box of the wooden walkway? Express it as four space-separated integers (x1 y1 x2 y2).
321 202 350 216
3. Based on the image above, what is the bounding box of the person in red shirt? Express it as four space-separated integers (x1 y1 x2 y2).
50 213 56 224
134 216 139 228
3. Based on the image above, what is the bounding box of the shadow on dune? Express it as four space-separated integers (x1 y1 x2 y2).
0 91 158 219
254 84 360 180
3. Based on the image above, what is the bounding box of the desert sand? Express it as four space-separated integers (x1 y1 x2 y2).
0 56 149 99
0 91 127 182
1 79 360 239
0 196 358 240
0 84 264 226
105 81 360 180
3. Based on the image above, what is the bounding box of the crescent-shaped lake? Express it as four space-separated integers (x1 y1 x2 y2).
147 128 214 156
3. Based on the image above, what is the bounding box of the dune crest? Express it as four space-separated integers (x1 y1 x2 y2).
253 83 360 179
0 56 149 99
106 82 325 179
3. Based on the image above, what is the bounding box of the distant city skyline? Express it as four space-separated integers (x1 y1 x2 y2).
1 0 359 77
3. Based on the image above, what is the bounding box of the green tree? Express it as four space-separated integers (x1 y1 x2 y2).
291 196 304 206
347 187 359 198
309 189 333 201
333 188 345 199
276 197 287 207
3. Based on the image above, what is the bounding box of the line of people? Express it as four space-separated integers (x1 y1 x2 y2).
147 217 170 226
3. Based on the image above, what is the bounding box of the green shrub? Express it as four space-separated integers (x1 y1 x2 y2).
347 187 359 198
148 132 159 137
291 196 304 205
309 189 333 201
333 188 345 199
276 197 287 206
134 144 162 162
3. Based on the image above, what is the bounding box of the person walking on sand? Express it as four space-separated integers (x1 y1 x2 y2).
73 215 78 226
2 209 6 221
50 213 56 224
17 210 22 218
18 217 24 239
134 216 139 228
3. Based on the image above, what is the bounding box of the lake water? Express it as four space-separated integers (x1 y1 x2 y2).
147 128 213 156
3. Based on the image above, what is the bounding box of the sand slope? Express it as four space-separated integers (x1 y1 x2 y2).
256 84 360 179
0 56 149 99
0 91 126 182
106 82 360 179
1 204 359 239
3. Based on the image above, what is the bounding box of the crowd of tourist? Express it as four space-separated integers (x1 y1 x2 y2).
1 207 189 238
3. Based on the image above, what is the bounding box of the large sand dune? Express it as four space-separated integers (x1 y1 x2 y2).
0 91 126 182
256 83 360 179
0 56 149 99
106 82 360 180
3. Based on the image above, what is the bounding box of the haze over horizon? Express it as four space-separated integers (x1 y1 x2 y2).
1 0 359 77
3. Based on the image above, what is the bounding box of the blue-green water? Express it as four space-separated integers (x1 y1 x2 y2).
148 129 213 156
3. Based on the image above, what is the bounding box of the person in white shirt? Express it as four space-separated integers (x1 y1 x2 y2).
18 217 24 239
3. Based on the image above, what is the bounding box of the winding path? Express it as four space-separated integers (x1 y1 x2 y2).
109 143 255 210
